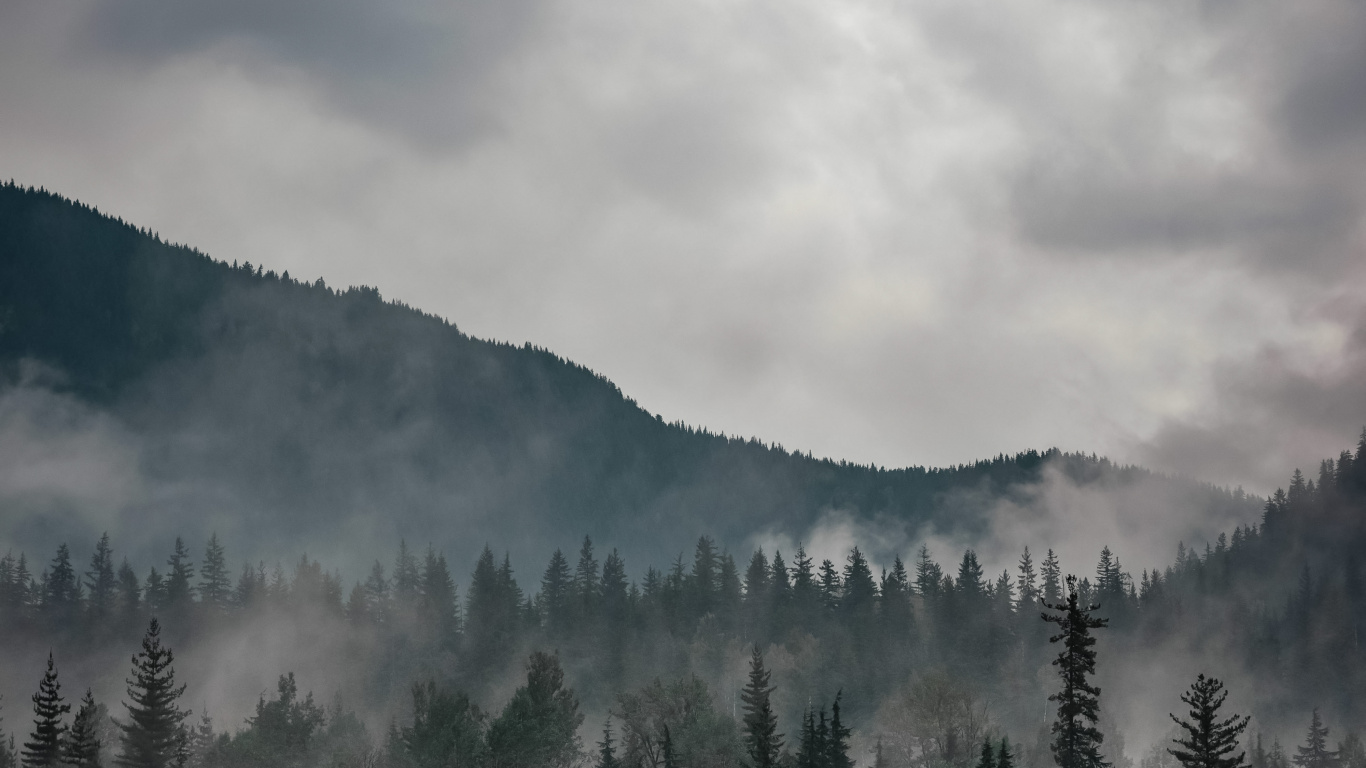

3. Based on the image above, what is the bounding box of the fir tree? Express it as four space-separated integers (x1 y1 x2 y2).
1018 548 1039 605
1044 576 1108 768
1041 550 1063 605
1167 675 1249 768
44 546 80 614
979 738 998 768
163 540 194 609
740 645 783 768
596 719 619 768
197 536 230 610
540 550 573 633
1292 711 1339 768
826 692 852 768
63 690 101 768
1000 739 1016 768
485 652 582 768
85 535 117 619
116 619 189 768
22 654 69 768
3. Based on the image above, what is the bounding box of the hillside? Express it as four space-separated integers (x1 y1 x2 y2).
0 182 1257 570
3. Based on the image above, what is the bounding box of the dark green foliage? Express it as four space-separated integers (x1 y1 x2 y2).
596 720 618 768
826 693 851 768
116 619 189 768
999 739 1015 768
741 646 782 768
1167 675 1249 768
485 652 582 768
1293 711 1339 768
22 654 70 768
163 540 195 610
399 681 485 768
979 738 998 768
64 690 102 768
44 546 80 614
85 535 117 620
198 536 230 610
1044 576 1108 768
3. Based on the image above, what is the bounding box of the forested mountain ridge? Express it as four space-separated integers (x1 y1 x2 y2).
0 181 1255 570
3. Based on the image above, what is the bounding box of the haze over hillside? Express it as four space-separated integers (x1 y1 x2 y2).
0 183 1258 574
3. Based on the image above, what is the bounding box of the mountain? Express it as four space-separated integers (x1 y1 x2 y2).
0 182 1257 572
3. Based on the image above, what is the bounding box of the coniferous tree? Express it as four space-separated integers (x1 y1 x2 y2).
197 536 230 610
485 652 582 768
1044 576 1108 768
163 540 194 609
796 709 822 768
22 654 69 768
1018 548 1039 605
596 719 618 768
1167 675 1249 768
116 619 189 768
115 561 140 617
826 693 852 768
1041 550 1063 605
1293 711 1339 768
740 645 782 768
999 739 1015 768
85 535 117 619
44 546 80 615
979 738 998 768
63 690 101 768
540 550 573 634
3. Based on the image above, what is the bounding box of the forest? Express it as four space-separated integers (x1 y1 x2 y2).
2 435 1366 768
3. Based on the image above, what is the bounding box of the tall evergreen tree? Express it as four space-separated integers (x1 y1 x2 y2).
1041 550 1063 605
485 652 582 768
85 535 117 619
44 546 80 614
63 690 101 768
162 540 194 609
595 719 619 768
197 536 230 610
1043 576 1108 768
116 619 189 768
740 645 782 768
1292 711 1339 768
540 550 573 633
826 692 852 768
999 739 1015 768
22 654 69 768
978 738 998 768
1018 548 1038 605
1167 675 1249 768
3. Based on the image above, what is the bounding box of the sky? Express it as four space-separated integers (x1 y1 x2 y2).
2 0 1364 495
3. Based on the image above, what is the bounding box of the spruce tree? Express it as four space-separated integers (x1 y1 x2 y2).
197 536 230 610
826 693 852 768
162 540 194 609
44 546 80 614
596 719 618 768
1167 675 1249 768
116 619 189 768
999 739 1015 768
1292 711 1339 768
63 690 101 768
85 535 117 619
740 645 782 768
22 654 69 768
1043 575 1108 768
978 738 998 768
796 709 822 768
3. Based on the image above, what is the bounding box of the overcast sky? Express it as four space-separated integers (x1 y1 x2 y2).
2 0 1364 495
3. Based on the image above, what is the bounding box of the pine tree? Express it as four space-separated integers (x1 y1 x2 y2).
85 535 117 619
575 537 601 622
978 738 998 768
393 541 421 612
44 546 80 614
163 539 195 609
1292 711 1339 768
1018 548 1039 605
540 550 573 633
1041 550 1063 605
22 654 70 768
999 739 1016 768
826 692 852 768
796 708 822 768
419 548 459 644
485 652 582 768
116 561 140 617
64 690 101 768
1167 675 1249 768
116 619 189 768
740 645 782 768
1044 576 1108 768
596 719 619 768
197 536 230 610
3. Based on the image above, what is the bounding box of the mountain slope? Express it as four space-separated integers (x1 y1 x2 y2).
0 183 1256 570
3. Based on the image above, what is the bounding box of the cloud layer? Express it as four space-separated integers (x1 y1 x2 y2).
2 0 1364 494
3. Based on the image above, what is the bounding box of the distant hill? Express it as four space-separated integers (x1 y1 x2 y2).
0 182 1258 572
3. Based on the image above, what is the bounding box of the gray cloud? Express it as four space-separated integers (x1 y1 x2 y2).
0 0 1363 499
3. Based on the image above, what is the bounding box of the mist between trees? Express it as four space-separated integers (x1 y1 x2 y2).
3 435 1366 768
